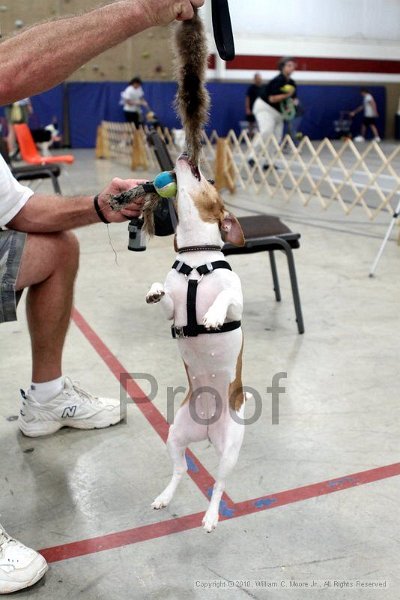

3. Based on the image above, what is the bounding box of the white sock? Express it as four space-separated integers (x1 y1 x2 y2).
30 377 64 403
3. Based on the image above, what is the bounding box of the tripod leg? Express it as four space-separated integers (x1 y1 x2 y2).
369 198 400 277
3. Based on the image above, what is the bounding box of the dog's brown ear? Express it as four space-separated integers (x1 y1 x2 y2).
220 212 245 246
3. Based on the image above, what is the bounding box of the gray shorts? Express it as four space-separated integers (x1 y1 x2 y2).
0 229 27 323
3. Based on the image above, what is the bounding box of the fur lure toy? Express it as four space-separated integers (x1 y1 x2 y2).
174 7 210 165
107 8 210 227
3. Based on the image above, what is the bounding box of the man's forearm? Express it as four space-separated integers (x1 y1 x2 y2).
0 1 152 104
7 194 101 233
268 93 291 104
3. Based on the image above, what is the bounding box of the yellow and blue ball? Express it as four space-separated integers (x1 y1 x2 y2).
154 171 177 198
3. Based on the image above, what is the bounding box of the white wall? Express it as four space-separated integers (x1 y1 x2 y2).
203 0 400 82
228 0 400 42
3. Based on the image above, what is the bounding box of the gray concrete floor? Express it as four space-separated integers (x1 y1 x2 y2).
0 149 399 599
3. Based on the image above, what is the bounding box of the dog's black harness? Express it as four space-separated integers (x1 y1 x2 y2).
170 259 241 339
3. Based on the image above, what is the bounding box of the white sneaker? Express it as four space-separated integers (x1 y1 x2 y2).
374 136 381 142
0 525 48 594
354 135 365 142
18 377 124 437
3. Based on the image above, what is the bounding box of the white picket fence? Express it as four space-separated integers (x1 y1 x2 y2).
96 122 400 224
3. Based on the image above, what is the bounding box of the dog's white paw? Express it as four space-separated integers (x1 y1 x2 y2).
202 510 219 533
203 306 226 330
151 492 172 510
146 283 165 304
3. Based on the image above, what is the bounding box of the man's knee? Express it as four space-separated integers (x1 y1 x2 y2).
16 231 80 291
56 231 79 273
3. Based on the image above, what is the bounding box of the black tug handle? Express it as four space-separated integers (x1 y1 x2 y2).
211 0 235 62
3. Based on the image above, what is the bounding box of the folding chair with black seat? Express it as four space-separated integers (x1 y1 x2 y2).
223 215 304 334
0 135 62 194
147 131 305 334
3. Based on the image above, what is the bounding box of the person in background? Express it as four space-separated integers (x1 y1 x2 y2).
350 88 381 142
6 98 33 125
120 76 149 127
254 57 298 143
250 57 298 168
5 98 33 157
245 73 263 135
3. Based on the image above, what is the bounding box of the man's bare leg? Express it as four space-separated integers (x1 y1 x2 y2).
15 231 79 383
370 124 380 139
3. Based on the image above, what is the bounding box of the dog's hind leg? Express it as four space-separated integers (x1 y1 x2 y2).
151 426 188 509
202 404 245 532
202 448 241 532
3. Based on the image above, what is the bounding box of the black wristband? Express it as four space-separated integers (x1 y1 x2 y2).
94 195 110 224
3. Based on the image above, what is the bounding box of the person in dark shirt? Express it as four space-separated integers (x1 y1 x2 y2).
253 57 298 144
245 73 263 129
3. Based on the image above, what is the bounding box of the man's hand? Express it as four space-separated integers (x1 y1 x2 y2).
97 178 148 223
137 0 205 27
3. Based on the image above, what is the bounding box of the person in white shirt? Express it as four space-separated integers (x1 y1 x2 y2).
0 0 204 594
120 76 149 127
350 88 381 142
4 98 33 156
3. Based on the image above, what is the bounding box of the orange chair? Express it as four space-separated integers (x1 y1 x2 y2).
13 123 74 166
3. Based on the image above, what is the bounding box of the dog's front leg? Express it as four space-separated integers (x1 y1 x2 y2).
203 288 243 330
146 282 174 320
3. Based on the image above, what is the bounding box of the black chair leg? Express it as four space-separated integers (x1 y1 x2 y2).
49 173 62 194
268 251 281 302
281 243 305 334
266 237 305 334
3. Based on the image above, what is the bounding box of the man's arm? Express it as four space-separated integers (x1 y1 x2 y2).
349 105 363 118
268 92 293 104
265 78 294 105
6 178 145 233
0 0 204 104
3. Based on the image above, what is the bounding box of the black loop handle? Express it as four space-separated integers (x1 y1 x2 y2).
211 0 235 62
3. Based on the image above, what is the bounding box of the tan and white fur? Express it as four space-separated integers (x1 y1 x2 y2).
146 155 246 532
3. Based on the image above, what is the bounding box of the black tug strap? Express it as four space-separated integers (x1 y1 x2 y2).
211 0 236 62
171 260 241 338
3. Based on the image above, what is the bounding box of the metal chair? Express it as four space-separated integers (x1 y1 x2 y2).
223 215 304 334
0 135 62 194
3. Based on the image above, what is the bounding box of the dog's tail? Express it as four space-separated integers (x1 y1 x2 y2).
174 9 210 165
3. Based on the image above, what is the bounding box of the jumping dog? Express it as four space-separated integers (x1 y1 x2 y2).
146 154 246 532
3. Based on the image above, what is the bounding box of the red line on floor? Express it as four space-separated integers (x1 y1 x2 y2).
234 461 400 516
40 462 400 564
41 512 204 563
71 308 234 507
